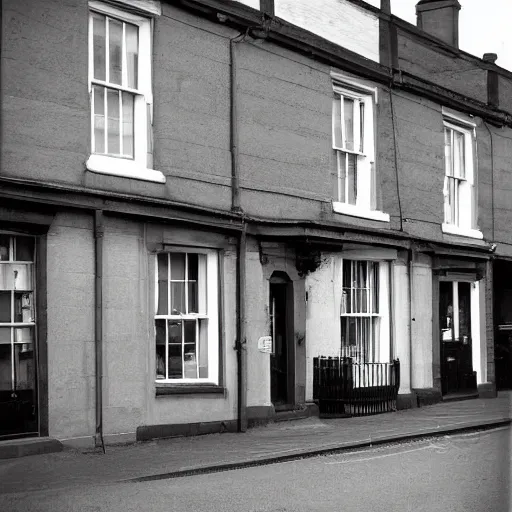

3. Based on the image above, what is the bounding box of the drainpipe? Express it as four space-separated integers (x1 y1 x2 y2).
94 210 106 453
230 32 247 431
408 247 414 401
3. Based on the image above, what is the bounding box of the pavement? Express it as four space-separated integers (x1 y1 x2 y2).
0 392 510 495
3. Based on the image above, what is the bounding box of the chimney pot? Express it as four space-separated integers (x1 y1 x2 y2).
381 0 391 14
483 53 498 64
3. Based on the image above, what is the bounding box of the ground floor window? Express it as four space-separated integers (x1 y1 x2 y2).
154 249 219 384
0 234 38 438
340 259 390 364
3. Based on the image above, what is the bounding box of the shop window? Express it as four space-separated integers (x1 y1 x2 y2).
154 249 219 384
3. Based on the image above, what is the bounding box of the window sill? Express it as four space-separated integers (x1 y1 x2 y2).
86 154 166 184
156 384 225 396
442 223 483 240
333 202 390 222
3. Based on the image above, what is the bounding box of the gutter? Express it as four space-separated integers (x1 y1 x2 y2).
94 210 106 453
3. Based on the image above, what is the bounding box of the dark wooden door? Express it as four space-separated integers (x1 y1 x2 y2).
440 281 476 395
270 282 289 405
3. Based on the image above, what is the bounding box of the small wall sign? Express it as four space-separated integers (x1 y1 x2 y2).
257 336 273 354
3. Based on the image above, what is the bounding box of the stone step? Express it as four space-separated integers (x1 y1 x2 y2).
0 436 63 459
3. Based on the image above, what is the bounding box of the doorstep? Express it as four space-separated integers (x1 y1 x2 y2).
0 436 63 459
442 391 479 403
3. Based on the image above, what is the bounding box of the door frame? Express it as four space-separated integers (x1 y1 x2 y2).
269 271 295 408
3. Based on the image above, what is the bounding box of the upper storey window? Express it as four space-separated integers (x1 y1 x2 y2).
331 73 389 223
87 1 165 183
442 109 482 239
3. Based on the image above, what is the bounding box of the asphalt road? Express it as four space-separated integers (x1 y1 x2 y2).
1 426 510 512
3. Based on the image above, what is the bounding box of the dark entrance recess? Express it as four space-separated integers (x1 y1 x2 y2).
439 281 477 396
494 260 512 390
269 272 294 408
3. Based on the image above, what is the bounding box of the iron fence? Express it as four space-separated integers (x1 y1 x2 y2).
313 357 400 417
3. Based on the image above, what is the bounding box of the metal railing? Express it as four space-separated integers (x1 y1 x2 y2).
313 357 400 417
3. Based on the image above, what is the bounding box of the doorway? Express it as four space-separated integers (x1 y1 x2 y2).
439 281 477 396
0 234 39 439
269 272 294 408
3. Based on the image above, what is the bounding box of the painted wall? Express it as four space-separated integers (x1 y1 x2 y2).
274 0 380 62
47 213 95 441
46 212 239 445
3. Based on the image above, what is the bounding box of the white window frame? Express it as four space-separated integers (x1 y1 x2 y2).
442 110 481 239
86 1 165 184
154 248 219 385
331 74 389 223
339 259 390 364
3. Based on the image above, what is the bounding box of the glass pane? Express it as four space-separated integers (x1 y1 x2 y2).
444 128 452 177
121 92 134 158
198 319 208 378
14 343 35 391
333 96 342 148
171 283 185 314
170 254 185 281
347 154 357 205
156 344 165 380
188 282 198 313
371 263 379 314
0 344 11 390
337 152 346 203
155 319 166 345
14 292 33 323
15 237 34 262
454 131 465 179
14 327 33 344
359 102 365 153
0 235 9 261
157 254 168 315
184 320 196 344
458 282 472 339
0 264 33 291
125 23 138 89
92 12 106 81
0 327 10 344
343 98 354 151
107 89 120 154
184 343 197 379
188 254 198 281
0 292 11 323
108 18 123 85
168 343 182 379
168 320 182 344
93 85 105 154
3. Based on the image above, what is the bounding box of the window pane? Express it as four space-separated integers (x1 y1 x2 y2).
155 319 166 346
188 254 198 313
168 320 183 379
0 264 33 291
198 319 208 378
107 88 120 154
171 283 185 314
371 263 379 314
125 23 138 89
337 152 346 203
359 102 365 153
14 292 33 323
170 254 185 281
347 154 357 205
155 319 166 379
453 131 465 179
13 342 34 391
184 320 196 344
184 343 197 378
343 98 354 151
0 327 10 344
15 237 34 262
14 327 33 344
188 282 198 314
0 344 11 390
157 254 168 315
92 13 106 81
121 92 134 158
0 292 11 323
93 85 106 154
444 128 452 177
168 343 182 379
333 96 342 148
108 18 123 85
0 235 10 261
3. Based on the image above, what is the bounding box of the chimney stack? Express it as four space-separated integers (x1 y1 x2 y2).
416 0 461 48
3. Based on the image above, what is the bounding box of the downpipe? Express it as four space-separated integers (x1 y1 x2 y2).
94 210 106 453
